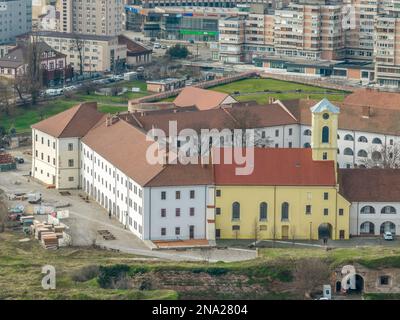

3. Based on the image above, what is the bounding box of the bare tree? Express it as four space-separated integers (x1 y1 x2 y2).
0 81 14 115
253 218 261 247
224 108 273 147
295 258 331 299
79 81 97 95
0 190 8 233
199 248 212 263
291 226 296 245
359 143 400 168
14 35 44 105
72 33 85 76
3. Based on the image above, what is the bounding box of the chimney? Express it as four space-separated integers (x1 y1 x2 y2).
362 106 371 119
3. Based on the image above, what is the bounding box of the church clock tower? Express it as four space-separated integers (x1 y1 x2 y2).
310 98 340 165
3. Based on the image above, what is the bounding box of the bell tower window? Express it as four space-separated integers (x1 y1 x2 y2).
322 126 329 143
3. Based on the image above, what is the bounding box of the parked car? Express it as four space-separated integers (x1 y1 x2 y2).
14 157 24 164
383 231 394 241
153 42 161 49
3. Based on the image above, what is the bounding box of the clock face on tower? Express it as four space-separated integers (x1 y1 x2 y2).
323 113 330 120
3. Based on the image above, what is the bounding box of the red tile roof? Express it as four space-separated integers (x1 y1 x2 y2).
174 87 233 110
339 169 400 202
82 118 165 186
124 102 297 133
146 163 214 187
31 102 104 138
214 148 336 186
343 89 400 110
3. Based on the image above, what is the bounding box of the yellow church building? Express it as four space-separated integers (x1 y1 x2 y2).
213 99 351 240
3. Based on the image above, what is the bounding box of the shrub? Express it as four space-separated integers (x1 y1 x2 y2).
98 264 130 289
71 265 100 282
206 268 228 276
128 266 150 275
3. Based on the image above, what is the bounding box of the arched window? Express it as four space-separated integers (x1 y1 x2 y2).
344 134 354 141
303 129 312 136
358 136 368 143
380 221 396 234
372 151 382 161
281 202 289 221
381 206 396 214
322 126 329 143
360 221 375 235
372 137 383 144
259 202 268 221
344 148 354 156
357 149 368 158
232 202 240 220
360 206 375 214
304 142 311 148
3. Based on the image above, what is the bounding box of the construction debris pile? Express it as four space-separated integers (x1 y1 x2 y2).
31 220 69 250
0 153 16 172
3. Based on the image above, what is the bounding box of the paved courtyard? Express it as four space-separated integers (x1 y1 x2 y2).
0 147 257 262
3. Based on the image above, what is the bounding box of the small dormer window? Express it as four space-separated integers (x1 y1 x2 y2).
323 113 330 120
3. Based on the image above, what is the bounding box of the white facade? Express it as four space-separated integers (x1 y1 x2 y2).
350 202 400 236
81 142 145 239
252 122 400 169
31 129 81 189
145 186 210 241
81 142 212 241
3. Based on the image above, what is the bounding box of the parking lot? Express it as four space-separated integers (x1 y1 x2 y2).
0 147 257 262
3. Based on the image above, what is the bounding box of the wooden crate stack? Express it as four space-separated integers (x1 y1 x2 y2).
31 220 66 250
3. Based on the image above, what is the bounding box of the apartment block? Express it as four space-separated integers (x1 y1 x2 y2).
31 31 127 73
59 0 124 36
0 0 32 45
274 1 345 61
374 12 400 87
219 16 246 63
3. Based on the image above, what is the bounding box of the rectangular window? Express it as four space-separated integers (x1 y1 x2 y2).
288 142 293 148
68 159 74 167
216 208 221 215
324 192 329 200
68 177 74 182
232 225 240 231
161 228 166 236
175 208 181 217
324 208 329 216
161 191 166 200
190 190 195 199
215 229 221 239
161 209 166 217
380 276 390 285
339 208 344 216
68 143 73 151
289 128 293 136
216 190 221 197
176 191 181 199
323 152 328 160
305 205 312 215
275 130 279 137
190 207 195 216
175 227 180 235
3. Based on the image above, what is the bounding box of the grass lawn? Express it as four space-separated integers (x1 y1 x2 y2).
0 232 177 300
211 78 349 104
259 246 400 268
1 100 128 134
